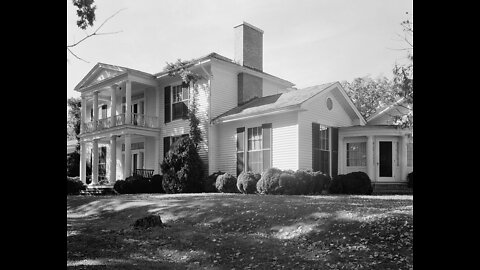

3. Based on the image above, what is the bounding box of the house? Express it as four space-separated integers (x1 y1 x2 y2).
74 22 413 186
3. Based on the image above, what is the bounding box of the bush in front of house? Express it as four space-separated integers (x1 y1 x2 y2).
407 171 413 188
150 174 164 193
311 171 331 194
329 171 373 195
237 171 259 194
293 170 315 195
205 171 224 193
215 173 238 193
256 167 283 194
67 176 86 195
278 170 297 195
161 136 204 193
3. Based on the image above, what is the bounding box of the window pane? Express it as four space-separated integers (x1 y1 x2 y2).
182 87 189 100
237 131 244 151
247 151 262 173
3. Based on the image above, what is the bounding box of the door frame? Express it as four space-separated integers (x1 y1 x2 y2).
375 137 398 182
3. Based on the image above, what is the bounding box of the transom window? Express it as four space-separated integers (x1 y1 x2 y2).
172 84 189 120
346 142 367 167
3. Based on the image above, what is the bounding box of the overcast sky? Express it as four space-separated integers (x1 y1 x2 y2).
67 0 413 99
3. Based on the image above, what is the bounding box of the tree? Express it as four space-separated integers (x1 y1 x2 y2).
67 97 81 177
67 0 124 63
341 76 396 120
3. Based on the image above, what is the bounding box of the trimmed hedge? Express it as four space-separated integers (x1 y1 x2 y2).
113 174 164 194
311 171 331 194
278 171 297 195
215 173 238 193
407 171 413 188
329 171 373 195
67 176 86 195
256 168 283 194
205 171 224 193
237 171 259 194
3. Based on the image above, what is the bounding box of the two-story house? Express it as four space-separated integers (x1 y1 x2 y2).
74 22 413 187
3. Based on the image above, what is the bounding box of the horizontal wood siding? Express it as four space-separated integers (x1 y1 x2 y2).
214 112 298 175
298 89 354 171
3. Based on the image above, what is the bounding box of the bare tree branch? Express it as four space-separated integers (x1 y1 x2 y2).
67 8 125 48
67 48 90 63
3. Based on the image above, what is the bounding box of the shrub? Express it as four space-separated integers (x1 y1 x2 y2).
215 173 238 193
293 170 315 195
311 171 331 194
113 180 127 194
66 152 80 177
407 171 413 188
237 171 259 194
278 171 297 195
150 174 164 193
205 171 224 193
67 176 86 195
329 171 373 195
161 136 204 193
256 168 283 194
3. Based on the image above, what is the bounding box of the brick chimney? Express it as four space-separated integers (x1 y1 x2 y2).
234 21 263 71
235 22 264 105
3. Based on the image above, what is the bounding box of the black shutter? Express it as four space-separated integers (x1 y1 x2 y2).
164 86 171 123
236 127 245 176
262 124 272 170
163 136 171 158
331 127 339 177
312 123 320 171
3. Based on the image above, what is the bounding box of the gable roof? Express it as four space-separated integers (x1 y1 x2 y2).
367 97 406 123
212 82 338 123
74 63 155 91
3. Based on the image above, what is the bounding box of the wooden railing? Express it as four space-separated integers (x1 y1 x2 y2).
81 113 159 134
133 169 155 179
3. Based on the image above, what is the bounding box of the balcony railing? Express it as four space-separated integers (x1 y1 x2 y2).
82 113 159 134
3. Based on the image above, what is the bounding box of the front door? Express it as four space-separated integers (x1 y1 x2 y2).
377 140 395 182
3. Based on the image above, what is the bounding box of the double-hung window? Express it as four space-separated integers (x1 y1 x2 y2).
236 124 272 175
172 84 189 120
312 123 337 176
346 142 367 167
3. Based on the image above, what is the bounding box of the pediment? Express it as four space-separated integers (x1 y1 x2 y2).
74 63 126 90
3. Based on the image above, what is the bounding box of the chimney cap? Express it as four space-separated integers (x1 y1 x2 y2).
234 21 264 34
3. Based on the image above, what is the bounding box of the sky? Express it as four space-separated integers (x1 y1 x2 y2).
67 0 413 99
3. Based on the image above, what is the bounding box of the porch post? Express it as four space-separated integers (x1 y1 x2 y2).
110 85 117 127
400 135 408 181
80 96 86 133
124 134 132 178
93 91 98 130
125 80 132 125
154 136 160 174
366 135 375 182
80 141 86 184
92 139 99 185
155 86 160 127
109 135 117 184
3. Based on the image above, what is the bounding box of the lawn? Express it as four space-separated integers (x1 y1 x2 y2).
67 193 413 270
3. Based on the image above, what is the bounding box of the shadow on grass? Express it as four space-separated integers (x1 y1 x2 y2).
67 194 413 269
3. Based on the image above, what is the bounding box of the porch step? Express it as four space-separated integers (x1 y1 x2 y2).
80 185 118 196
372 182 412 195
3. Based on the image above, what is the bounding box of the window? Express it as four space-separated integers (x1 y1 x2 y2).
247 127 263 173
407 143 413 167
172 84 189 120
237 124 272 175
326 98 333 110
98 146 107 179
346 142 366 167
313 124 331 175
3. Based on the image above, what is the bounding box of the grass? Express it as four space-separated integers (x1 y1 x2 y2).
67 193 413 270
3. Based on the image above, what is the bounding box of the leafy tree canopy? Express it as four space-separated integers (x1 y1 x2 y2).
73 0 97 30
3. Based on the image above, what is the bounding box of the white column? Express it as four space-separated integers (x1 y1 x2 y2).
155 86 160 128
338 136 344 175
400 135 408 181
154 136 160 174
109 135 117 184
111 85 117 127
80 141 86 184
92 139 99 185
93 91 98 130
124 134 132 178
366 136 375 182
80 96 86 133
125 80 132 125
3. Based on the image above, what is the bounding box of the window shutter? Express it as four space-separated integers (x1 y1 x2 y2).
164 86 171 123
331 127 339 177
312 123 320 171
236 127 245 176
262 123 272 170
163 136 171 158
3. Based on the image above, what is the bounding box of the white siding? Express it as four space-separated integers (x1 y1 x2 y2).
214 111 298 175
298 89 355 170
210 62 238 119
263 79 291 96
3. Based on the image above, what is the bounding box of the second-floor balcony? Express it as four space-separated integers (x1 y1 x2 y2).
82 113 160 134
